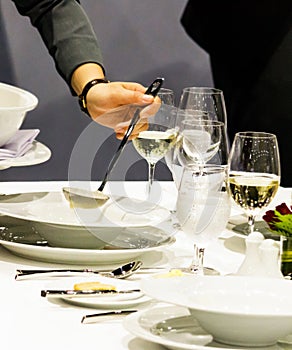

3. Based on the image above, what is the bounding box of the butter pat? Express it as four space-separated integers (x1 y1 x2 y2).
155 269 184 278
73 281 116 291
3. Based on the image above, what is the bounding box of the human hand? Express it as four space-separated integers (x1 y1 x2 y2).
87 82 161 138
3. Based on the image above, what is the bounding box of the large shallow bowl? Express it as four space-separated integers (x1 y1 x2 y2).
0 82 38 147
141 275 292 347
0 191 172 249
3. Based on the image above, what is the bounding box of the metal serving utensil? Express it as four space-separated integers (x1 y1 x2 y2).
62 77 164 209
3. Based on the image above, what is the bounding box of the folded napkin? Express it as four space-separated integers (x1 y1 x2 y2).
0 129 40 160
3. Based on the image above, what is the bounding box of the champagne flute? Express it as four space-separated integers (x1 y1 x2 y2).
132 88 176 195
227 131 281 234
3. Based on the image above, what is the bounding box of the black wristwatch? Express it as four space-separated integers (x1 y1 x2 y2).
78 78 109 116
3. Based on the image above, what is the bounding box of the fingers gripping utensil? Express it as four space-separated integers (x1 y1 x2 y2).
63 78 164 208
15 260 143 280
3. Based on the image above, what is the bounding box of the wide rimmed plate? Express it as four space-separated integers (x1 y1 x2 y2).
123 305 289 350
0 140 51 169
0 191 170 228
0 229 175 265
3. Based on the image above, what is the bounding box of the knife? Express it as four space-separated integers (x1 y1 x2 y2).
41 289 142 298
81 310 137 324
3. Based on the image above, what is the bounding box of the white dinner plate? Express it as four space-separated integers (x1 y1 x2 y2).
123 305 290 350
0 191 170 228
0 229 175 265
45 276 152 309
0 140 51 169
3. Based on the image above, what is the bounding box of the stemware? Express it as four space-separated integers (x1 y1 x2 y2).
176 119 224 173
178 87 229 166
132 88 176 195
167 87 229 189
175 164 231 275
227 131 281 234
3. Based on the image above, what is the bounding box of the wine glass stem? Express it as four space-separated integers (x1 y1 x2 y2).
148 162 156 194
247 214 255 233
189 244 205 275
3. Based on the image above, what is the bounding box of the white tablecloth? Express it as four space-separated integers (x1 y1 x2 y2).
0 181 290 350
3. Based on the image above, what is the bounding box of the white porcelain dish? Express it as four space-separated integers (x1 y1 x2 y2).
123 305 290 350
0 229 175 265
0 191 172 249
141 275 292 347
0 191 170 227
0 82 38 147
0 141 51 170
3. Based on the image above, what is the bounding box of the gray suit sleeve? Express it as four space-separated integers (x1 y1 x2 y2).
12 0 105 94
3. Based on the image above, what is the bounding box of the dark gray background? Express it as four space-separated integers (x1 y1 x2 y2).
0 0 213 181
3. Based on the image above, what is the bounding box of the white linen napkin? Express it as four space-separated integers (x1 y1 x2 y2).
0 129 40 160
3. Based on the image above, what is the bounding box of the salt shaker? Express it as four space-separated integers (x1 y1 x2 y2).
236 231 266 276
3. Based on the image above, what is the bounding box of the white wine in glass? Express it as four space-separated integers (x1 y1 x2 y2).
132 88 176 195
227 131 281 234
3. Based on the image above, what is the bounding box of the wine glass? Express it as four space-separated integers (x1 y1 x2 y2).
175 164 231 275
176 119 224 173
178 87 229 166
132 88 176 195
167 87 229 188
227 131 281 234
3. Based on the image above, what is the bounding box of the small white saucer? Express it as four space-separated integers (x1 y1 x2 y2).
0 141 51 170
45 276 152 310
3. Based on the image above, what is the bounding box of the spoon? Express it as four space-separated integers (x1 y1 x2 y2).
63 77 164 209
15 260 143 280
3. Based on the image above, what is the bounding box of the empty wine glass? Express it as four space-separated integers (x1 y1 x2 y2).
176 164 231 275
176 119 224 173
179 87 229 166
132 88 177 195
165 109 209 186
227 131 281 234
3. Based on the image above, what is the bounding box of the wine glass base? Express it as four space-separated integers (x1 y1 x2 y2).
180 266 220 276
232 221 278 238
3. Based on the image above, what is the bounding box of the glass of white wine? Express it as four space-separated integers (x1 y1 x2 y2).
132 88 177 195
227 131 281 234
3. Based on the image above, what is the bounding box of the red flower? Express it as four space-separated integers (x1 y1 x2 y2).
274 203 292 215
263 203 292 236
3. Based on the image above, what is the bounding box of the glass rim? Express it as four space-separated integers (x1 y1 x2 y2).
158 88 174 94
235 131 277 139
181 119 225 126
181 87 223 95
